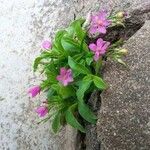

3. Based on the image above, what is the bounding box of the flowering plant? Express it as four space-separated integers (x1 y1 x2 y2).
29 10 127 133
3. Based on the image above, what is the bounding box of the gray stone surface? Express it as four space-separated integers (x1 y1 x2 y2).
98 0 150 13
0 0 75 150
0 1 64 150
0 0 101 150
1 0 150 150
97 21 150 150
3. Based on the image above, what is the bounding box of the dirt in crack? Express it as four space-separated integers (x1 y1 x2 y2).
103 17 145 43
76 91 101 150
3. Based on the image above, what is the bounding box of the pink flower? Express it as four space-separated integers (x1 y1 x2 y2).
28 86 41 98
35 106 48 117
89 38 110 61
41 40 52 49
56 67 74 86
89 10 111 34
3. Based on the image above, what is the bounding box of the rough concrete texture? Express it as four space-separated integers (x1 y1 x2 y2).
0 0 101 150
0 0 74 150
1 0 150 150
97 21 150 150
0 1 63 150
86 1 150 150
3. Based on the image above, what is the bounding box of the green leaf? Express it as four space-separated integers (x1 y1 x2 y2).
73 53 83 61
33 51 50 71
85 52 93 65
61 36 81 53
93 75 107 90
95 58 102 75
65 104 85 133
70 19 85 28
67 19 88 53
76 75 92 100
77 75 97 123
47 89 55 99
68 56 91 75
58 85 76 99
51 96 62 102
71 19 86 40
33 57 43 72
82 42 89 52
33 51 60 72
66 19 85 40
51 84 75 99
51 84 59 92
55 30 67 44
47 50 61 58
78 101 97 124
45 62 58 74
86 57 93 66
40 80 51 90
52 112 61 133
44 66 57 84
54 30 67 53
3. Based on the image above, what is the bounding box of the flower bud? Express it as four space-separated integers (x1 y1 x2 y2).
28 85 41 98
35 106 48 117
119 48 128 55
82 12 92 28
116 11 127 18
117 58 127 66
115 21 125 27
41 40 52 49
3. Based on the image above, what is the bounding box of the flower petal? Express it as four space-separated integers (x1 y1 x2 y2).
103 20 111 26
97 26 107 34
41 40 52 49
98 10 107 19
57 67 73 86
28 86 41 98
91 15 99 23
62 80 69 86
96 38 103 47
35 106 48 117
89 43 97 52
56 75 62 81
102 42 110 51
60 67 67 75
94 53 100 61
89 26 98 34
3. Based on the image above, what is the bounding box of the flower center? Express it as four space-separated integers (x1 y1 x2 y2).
97 20 103 26
96 47 102 52
63 74 68 81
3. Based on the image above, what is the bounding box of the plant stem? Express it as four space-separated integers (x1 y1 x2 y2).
95 58 102 76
